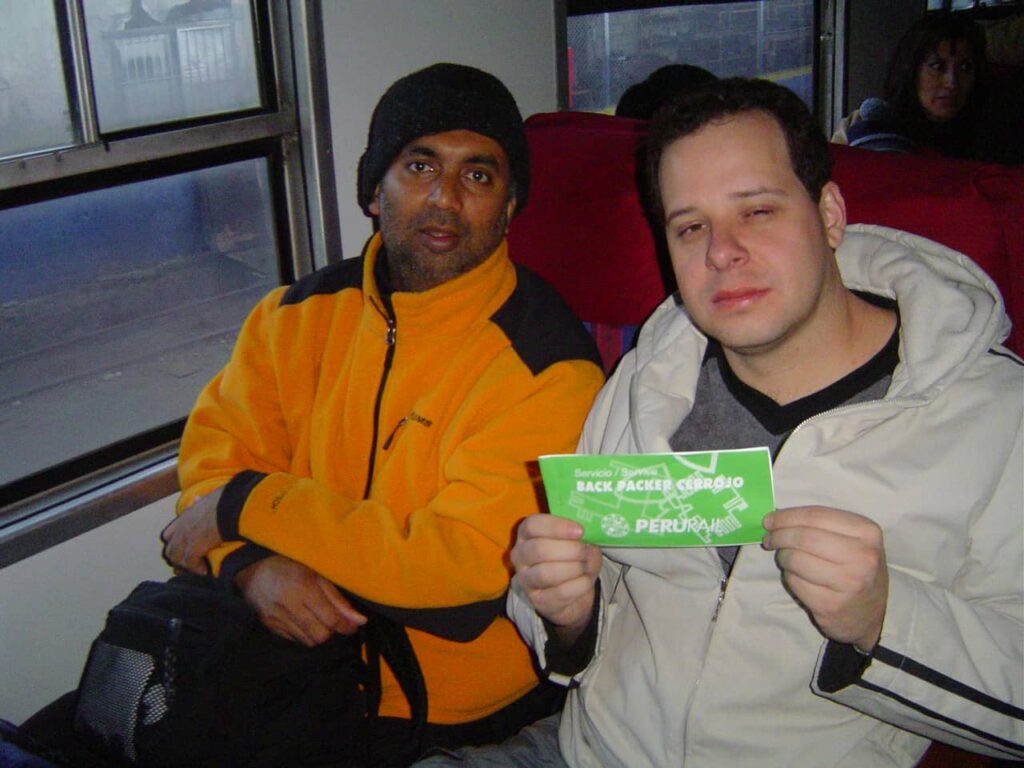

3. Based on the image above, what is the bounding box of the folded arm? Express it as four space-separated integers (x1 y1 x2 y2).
171 290 603 639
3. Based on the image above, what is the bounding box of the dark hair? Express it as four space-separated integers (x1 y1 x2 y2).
616 64 718 120
884 13 989 152
644 77 830 220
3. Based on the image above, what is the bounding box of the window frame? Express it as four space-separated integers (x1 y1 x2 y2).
0 0 338 567
557 0 841 132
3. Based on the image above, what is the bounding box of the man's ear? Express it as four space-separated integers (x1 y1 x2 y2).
818 181 846 250
503 197 517 233
368 185 381 216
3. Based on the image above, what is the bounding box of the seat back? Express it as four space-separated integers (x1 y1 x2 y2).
509 111 1024 365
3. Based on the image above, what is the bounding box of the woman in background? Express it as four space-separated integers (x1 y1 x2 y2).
833 13 989 159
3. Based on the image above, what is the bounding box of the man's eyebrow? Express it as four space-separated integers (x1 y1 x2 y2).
731 186 787 200
664 187 787 224
463 154 500 168
403 147 500 169
405 145 439 159
665 205 697 224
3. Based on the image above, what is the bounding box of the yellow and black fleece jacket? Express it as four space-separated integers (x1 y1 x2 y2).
176 233 604 725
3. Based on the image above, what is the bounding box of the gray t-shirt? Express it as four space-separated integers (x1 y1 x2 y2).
669 322 899 575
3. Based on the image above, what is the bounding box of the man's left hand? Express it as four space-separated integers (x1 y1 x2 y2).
161 487 226 575
762 506 888 653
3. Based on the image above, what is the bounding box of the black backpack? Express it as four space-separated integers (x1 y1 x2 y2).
72 574 426 768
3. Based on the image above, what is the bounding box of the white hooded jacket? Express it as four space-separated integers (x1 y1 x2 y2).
509 225 1024 767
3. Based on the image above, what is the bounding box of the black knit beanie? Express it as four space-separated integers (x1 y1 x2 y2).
357 63 529 216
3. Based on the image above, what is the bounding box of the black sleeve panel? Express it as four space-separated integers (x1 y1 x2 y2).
217 542 276 591
216 469 267 540
871 646 1024 721
491 266 603 375
342 591 507 643
542 580 601 677
817 639 873 693
280 256 364 306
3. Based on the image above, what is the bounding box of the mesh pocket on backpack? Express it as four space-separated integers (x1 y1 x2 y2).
74 603 179 762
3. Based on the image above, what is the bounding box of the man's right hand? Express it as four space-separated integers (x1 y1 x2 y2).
510 514 602 646
235 555 367 646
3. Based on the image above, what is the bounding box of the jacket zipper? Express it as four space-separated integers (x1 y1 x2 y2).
679 568 729 762
774 396 920 465
665 377 917 760
710 577 728 622
364 297 397 499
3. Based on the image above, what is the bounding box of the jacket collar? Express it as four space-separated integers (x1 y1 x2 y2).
360 232 517 340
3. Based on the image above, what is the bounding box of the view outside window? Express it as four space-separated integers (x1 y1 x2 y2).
83 0 261 132
0 159 280 488
567 1 815 113
0 2 76 159
0 0 321 542
928 0 1017 8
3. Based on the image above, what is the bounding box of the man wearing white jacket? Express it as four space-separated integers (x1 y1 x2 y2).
498 78 1023 768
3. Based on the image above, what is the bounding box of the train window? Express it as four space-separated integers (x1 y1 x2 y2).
0 2 77 158
82 0 263 132
566 1 816 113
0 157 279 491
928 0 1019 8
0 0 335 564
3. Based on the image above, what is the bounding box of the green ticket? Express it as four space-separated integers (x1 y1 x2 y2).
538 448 775 547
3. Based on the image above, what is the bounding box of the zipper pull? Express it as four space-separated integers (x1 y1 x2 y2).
711 578 727 622
381 417 407 450
368 296 397 346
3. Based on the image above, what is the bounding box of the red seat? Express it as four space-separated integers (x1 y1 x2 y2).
509 111 1024 366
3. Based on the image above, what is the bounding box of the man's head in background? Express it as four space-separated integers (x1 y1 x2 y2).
615 63 717 120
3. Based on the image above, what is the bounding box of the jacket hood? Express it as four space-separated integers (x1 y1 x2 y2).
836 224 1010 398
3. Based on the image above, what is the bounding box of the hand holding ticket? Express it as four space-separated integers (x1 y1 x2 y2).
538 448 775 547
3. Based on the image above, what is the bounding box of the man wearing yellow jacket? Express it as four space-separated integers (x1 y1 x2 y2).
162 63 604 762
